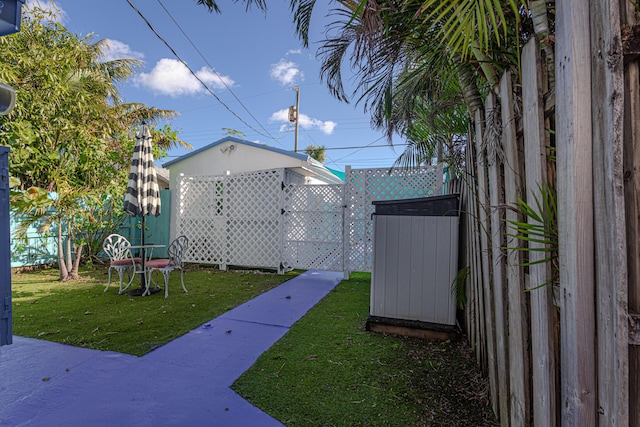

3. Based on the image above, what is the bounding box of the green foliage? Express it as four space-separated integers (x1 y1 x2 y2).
12 266 300 356
75 195 130 264
0 7 185 279
304 144 326 162
233 273 495 426
222 127 246 137
451 266 470 310
506 183 559 290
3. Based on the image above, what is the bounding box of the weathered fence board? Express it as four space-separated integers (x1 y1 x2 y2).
486 92 511 424
500 72 529 426
521 38 557 427
622 1 640 425
590 0 629 425
474 107 498 416
556 1 598 423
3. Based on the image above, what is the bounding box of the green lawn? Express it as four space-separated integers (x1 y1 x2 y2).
233 272 497 427
11 266 495 425
11 265 299 356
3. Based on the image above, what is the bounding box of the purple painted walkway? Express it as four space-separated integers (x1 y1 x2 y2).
0 270 343 426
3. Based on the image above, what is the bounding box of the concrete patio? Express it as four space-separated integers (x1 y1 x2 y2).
0 270 343 426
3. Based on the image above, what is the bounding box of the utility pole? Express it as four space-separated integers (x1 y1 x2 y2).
288 85 300 152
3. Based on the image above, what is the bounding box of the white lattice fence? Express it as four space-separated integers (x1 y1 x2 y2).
344 165 444 272
176 165 443 274
176 175 226 264
282 184 344 271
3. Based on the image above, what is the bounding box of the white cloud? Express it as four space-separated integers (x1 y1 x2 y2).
100 39 144 62
270 59 303 86
286 49 302 56
135 58 234 97
25 0 67 23
269 109 336 135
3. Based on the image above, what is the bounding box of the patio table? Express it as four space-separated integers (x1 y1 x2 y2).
127 244 166 296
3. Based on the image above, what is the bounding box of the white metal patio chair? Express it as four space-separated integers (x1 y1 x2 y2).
145 235 189 298
102 234 141 294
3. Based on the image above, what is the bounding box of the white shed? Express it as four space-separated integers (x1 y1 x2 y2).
162 137 344 243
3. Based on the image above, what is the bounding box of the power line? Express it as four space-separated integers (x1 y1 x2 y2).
126 0 276 141
154 0 280 146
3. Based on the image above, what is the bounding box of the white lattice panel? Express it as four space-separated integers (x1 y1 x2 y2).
282 184 344 271
224 169 283 268
344 165 444 272
176 170 283 269
176 176 225 264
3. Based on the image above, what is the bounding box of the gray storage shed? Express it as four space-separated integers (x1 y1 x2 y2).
368 194 460 336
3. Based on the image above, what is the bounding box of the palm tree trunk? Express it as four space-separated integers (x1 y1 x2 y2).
530 0 555 92
455 60 484 116
57 220 69 281
70 243 83 280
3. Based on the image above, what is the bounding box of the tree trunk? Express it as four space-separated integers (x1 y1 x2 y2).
57 220 69 281
65 219 73 270
69 243 83 280
456 60 484 116
530 0 555 93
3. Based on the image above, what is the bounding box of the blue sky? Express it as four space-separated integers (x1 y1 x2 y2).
25 0 407 171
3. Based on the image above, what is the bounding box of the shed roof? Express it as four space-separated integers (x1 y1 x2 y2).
163 137 308 168
162 137 344 184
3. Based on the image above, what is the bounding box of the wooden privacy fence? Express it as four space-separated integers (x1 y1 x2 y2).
456 3 638 425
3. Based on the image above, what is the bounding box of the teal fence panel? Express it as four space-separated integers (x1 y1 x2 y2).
10 213 59 268
119 189 171 259
10 189 171 267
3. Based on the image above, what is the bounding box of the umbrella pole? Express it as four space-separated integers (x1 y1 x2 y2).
141 214 146 290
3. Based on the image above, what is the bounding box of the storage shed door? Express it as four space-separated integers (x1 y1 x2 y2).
371 214 458 326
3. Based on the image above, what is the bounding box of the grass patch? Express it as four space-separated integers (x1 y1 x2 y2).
11 265 299 356
232 272 496 427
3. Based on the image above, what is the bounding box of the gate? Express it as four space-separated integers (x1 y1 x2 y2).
282 184 344 271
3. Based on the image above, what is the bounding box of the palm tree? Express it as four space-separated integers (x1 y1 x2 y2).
196 0 552 171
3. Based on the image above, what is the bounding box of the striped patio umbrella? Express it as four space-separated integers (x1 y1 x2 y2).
123 124 161 292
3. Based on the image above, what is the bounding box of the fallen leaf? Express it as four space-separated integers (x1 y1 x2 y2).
42 377 51 382
84 311 92 315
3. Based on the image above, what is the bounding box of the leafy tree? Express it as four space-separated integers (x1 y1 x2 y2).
0 6 188 281
304 144 326 162
222 127 246 137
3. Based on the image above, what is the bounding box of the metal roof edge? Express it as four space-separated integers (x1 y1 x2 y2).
162 137 309 168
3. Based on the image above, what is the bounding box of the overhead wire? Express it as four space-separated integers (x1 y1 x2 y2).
128 0 402 169
126 0 277 141
154 0 281 146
